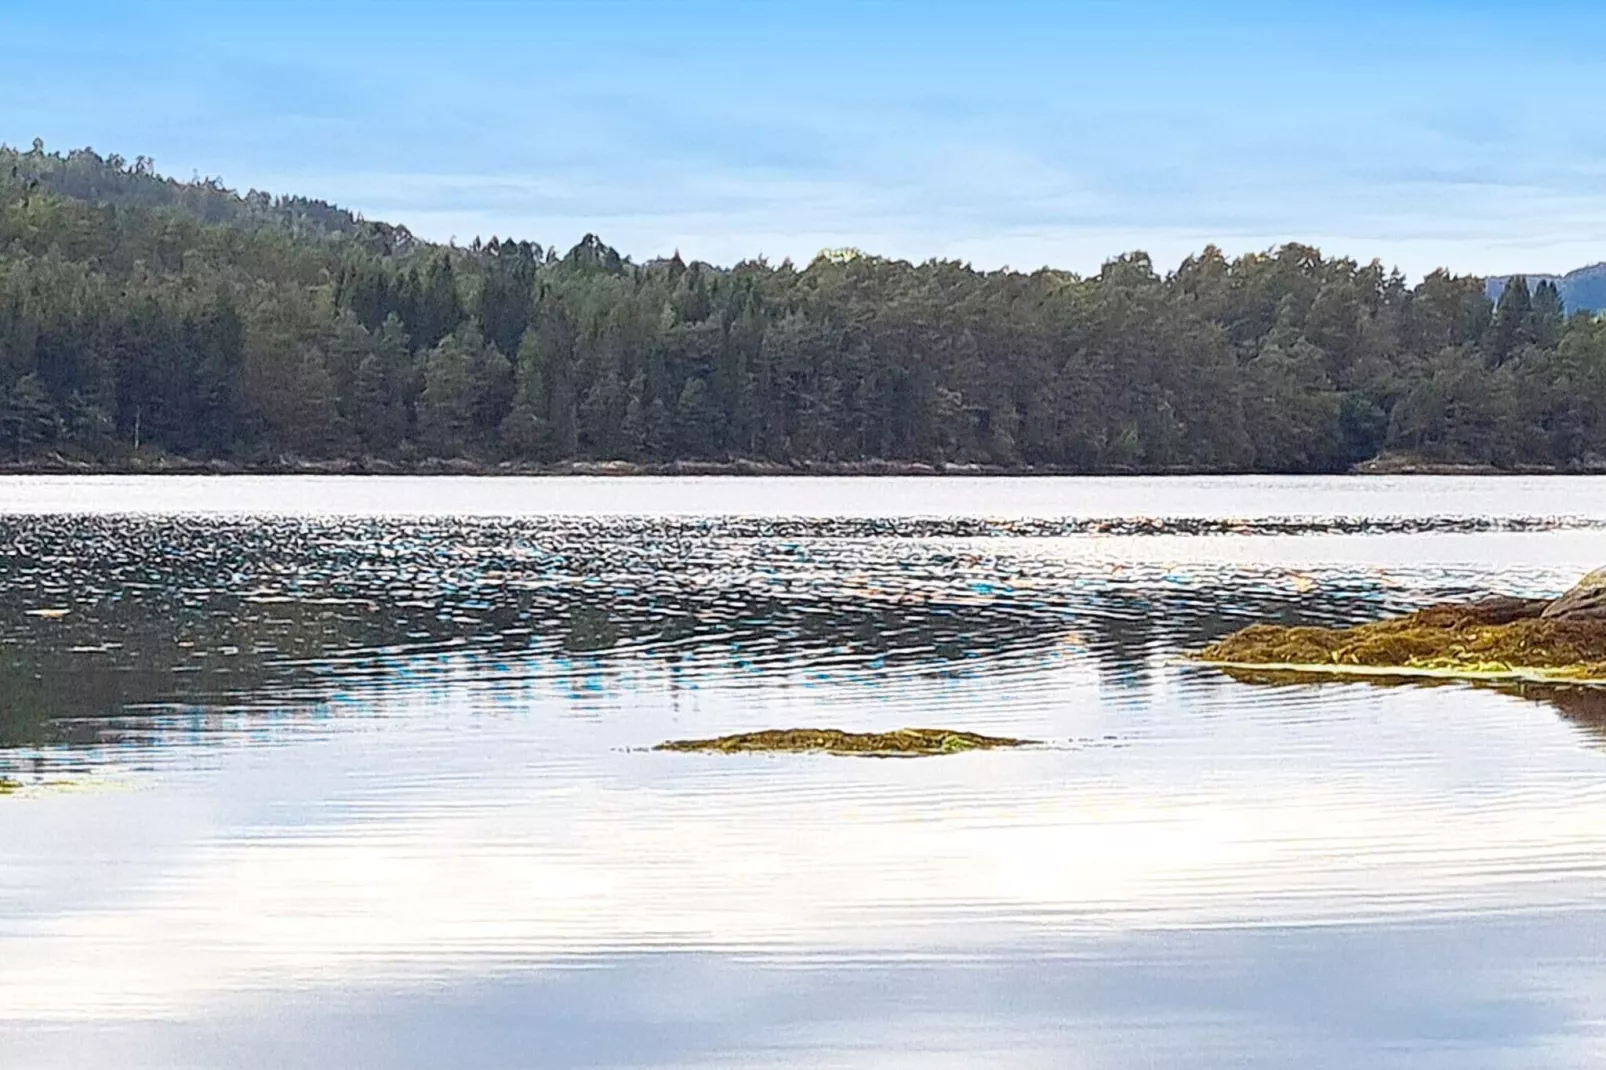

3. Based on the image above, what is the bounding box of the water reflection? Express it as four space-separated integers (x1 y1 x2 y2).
1531 684 1606 742
4 482 1606 1068
1211 666 1606 748
0 512 1600 769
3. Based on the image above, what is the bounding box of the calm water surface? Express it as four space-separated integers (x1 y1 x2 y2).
2 476 1605 1069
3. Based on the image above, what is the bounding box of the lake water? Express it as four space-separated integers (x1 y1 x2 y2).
2 475 1605 1069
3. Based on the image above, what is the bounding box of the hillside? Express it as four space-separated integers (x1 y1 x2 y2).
4 140 1606 474
5 139 371 241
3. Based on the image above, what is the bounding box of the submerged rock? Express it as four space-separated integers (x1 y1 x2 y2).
654 727 1035 757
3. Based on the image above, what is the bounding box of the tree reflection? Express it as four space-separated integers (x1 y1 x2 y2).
1 512 1594 768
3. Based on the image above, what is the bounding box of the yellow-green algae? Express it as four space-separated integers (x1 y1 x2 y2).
1195 598 1606 685
655 727 1034 757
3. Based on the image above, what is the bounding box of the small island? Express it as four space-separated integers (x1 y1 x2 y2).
1196 568 1606 685
654 727 1035 757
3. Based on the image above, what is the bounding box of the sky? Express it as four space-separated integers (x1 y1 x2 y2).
2 0 1604 279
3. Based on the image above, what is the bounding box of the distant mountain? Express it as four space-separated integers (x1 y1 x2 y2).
1486 264 1606 314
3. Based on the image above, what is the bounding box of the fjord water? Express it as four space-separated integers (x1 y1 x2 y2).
2 475 1605 1069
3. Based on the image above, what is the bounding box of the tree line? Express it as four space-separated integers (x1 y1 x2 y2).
3 140 1604 472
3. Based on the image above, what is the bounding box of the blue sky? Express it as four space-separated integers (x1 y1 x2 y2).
3 0 1604 278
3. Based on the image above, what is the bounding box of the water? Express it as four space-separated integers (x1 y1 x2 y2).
2 475 1604 1069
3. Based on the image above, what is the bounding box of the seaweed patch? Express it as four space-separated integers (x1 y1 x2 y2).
655 727 1035 757
1194 588 1606 686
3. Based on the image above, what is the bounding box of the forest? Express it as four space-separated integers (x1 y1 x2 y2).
3 139 1604 473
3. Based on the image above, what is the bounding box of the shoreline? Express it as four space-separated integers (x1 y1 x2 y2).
2 455 1604 477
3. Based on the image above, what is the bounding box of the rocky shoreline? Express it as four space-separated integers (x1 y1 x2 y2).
5 452 1606 478
0 454 1016 478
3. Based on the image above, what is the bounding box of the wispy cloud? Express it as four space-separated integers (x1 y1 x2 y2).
3 0 1605 277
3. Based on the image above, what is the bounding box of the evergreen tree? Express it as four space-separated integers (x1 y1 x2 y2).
621 372 649 459
502 326 553 459
417 327 495 457
0 373 58 457
674 377 720 457
1531 280 1565 348
1489 277 1534 362
408 255 463 350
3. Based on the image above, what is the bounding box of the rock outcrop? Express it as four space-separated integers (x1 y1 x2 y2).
1541 567 1606 621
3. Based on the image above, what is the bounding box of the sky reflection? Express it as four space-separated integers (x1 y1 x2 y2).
3 477 1606 1068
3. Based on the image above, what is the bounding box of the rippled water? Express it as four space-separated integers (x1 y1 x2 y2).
2 476 1605 1069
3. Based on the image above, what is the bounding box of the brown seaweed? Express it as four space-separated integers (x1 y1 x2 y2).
654 727 1035 757
1196 597 1606 682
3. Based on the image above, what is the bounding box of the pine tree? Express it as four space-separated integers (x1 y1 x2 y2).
409 256 463 349
621 372 649 459
580 367 625 457
417 327 494 457
502 325 555 460
1531 280 1565 348
0 373 59 457
1489 277 1534 362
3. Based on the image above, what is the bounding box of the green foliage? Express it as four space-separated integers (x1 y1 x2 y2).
1 373 59 457
4 139 1606 472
